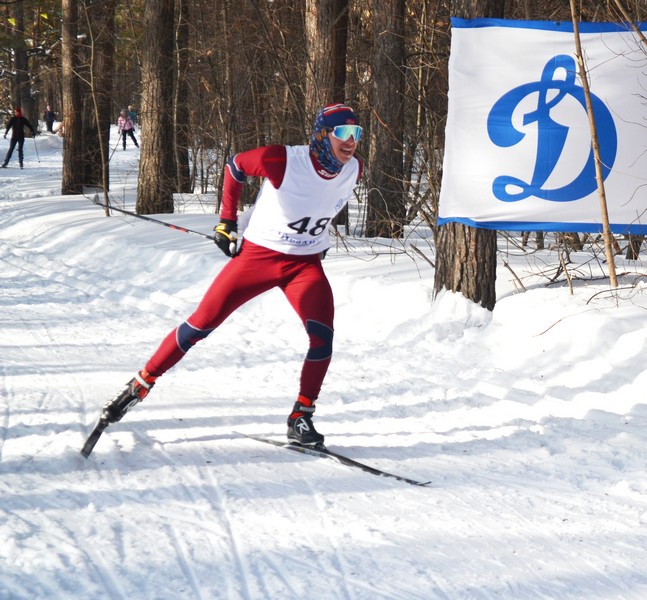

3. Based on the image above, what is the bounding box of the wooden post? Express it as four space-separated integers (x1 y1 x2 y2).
569 0 618 287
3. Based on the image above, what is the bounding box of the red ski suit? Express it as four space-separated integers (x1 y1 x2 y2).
144 144 362 401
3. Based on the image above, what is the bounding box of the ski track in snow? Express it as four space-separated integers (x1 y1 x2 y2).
1 131 647 598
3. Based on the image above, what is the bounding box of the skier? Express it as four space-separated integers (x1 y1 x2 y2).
43 105 57 133
2 107 37 169
117 109 139 150
127 105 138 129
97 103 363 448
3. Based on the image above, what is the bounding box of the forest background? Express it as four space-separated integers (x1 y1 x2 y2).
0 0 645 310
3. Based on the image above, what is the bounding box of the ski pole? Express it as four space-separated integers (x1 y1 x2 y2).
108 137 120 161
32 135 40 163
91 194 216 241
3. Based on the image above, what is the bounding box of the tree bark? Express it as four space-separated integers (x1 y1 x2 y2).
80 0 117 190
305 0 350 225
434 222 497 310
305 0 348 120
626 235 643 260
137 0 176 214
61 0 84 195
433 0 503 310
365 0 406 238
12 3 33 119
174 0 191 193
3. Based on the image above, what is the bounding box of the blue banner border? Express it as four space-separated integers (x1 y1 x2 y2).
437 216 647 236
450 17 647 33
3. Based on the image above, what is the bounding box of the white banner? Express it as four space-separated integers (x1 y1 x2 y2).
438 19 647 234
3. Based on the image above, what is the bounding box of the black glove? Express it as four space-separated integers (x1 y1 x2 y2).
214 219 238 257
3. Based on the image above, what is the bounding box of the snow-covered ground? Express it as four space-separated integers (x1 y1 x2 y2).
1 128 647 599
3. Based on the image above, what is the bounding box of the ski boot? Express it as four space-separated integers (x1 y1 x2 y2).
81 370 157 458
287 395 324 447
102 369 157 424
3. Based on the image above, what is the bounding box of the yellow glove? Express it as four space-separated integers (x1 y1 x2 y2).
214 219 238 257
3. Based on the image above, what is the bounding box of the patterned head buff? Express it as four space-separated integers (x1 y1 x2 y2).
309 103 359 174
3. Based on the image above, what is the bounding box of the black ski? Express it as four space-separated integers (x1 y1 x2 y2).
238 433 431 487
80 417 110 458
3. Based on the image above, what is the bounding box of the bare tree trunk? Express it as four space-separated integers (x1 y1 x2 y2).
61 0 84 194
174 0 191 193
331 0 348 103
81 0 117 190
305 0 348 119
626 235 643 260
433 0 502 311
434 223 497 310
12 3 33 120
365 0 406 238
137 0 176 214
453 0 504 16
305 0 350 225
305 0 334 121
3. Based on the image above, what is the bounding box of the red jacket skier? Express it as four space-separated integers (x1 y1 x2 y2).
2 107 36 169
97 103 363 448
